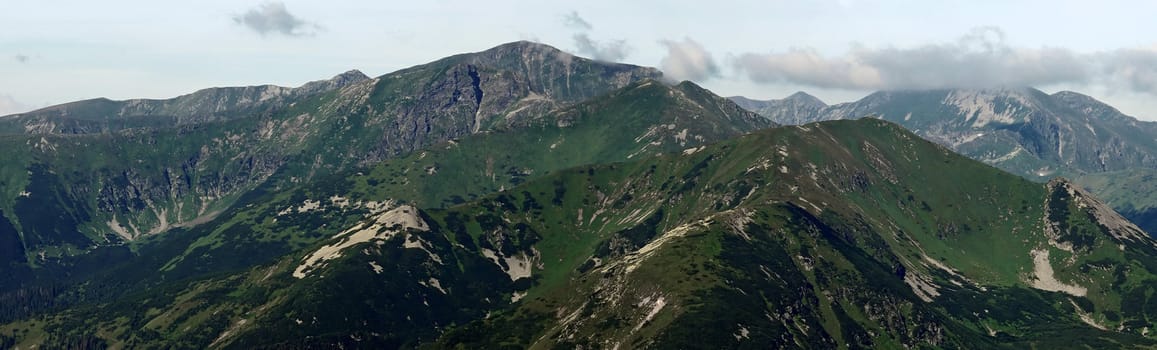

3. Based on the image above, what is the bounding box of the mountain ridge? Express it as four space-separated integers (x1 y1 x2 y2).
0 70 372 134
0 40 666 292
731 87 1157 235
13 119 1157 348
3 41 1157 349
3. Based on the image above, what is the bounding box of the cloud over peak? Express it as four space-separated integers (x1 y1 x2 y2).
659 38 720 82
1104 48 1157 93
573 35 630 62
562 11 630 62
233 2 318 37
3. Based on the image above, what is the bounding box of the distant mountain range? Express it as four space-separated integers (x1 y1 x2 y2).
2 41 1157 348
730 88 1157 236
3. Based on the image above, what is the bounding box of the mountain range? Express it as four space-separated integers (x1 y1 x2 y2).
1 41 1156 349
730 88 1157 236
0 41 661 287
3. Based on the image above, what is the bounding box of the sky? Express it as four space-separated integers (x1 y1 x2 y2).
2 0 1157 119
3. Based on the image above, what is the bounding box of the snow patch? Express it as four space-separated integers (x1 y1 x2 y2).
985 147 1024 164
422 278 447 294
1028 249 1086 296
329 196 350 208
745 157 773 174
297 199 321 213
674 129 690 145
734 325 751 341
403 234 444 264
1071 299 1106 330
481 248 535 281
797 197 823 214
504 254 533 281
618 217 712 274
682 146 705 155
724 208 755 241
954 132 985 146
293 205 428 278
903 271 940 302
633 295 667 332
106 217 134 241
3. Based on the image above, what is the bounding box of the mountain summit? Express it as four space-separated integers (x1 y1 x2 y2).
728 91 828 125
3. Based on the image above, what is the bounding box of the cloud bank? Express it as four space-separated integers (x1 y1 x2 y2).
659 38 720 82
573 35 629 62
732 27 1157 94
0 94 31 116
233 2 318 37
1104 49 1157 93
563 11 629 62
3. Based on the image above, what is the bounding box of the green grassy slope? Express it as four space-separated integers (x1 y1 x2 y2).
11 119 1157 349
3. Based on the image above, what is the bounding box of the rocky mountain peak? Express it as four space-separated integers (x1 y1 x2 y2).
296 69 371 94
1051 90 1132 121
784 91 828 107
484 40 561 54
293 69 370 95
1047 177 1154 244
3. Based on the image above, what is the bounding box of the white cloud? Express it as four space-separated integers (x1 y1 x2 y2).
562 11 592 31
1102 49 1157 94
0 94 32 116
233 2 319 37
573 34 629 62
734 27 1094 91
563 11 629 62
659 38 719 82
